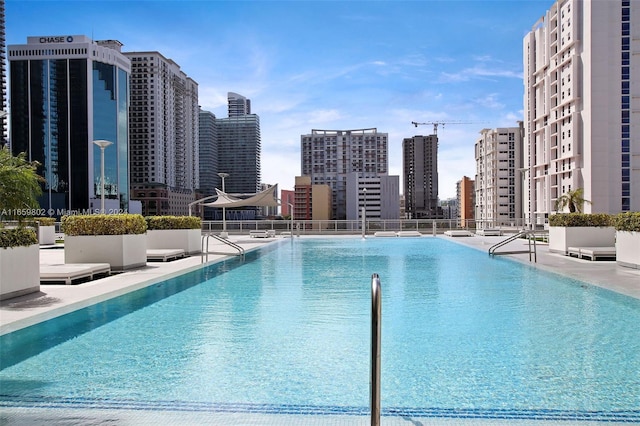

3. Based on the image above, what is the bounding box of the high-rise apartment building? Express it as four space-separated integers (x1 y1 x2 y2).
9 35 131 214
227 92 251 117
216 93 261 219
301 128 393 219
475 126 524 228
403 135 441 219
345 174 400 220
293 176 332 221
457 176 475 228
198 109 218 196
523 0 640 224
0 0 6 147
126 51 199 216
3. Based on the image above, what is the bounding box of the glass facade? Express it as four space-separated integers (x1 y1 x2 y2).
9 45 129 215
92 62 129 212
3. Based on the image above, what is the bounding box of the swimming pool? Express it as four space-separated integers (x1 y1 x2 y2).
1 237 640 423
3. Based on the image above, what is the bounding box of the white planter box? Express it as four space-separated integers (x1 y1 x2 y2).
616 231 640 269
38 225 56 245
65 234 147 271
147 229 201 254
0 244 40 300
548 226 616 255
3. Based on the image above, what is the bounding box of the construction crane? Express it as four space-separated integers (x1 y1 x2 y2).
411 120 476 136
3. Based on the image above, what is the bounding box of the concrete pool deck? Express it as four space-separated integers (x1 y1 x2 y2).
2 232 639 335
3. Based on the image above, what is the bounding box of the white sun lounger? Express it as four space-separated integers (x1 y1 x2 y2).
40 263 111 285
374 231 397 237
444 230 473 237
476 229 503 236
396 231 423 237
146 249 186 262
567 246 616 261
249 230 270 238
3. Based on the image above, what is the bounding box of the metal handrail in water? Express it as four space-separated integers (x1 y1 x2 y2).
201 233 245 263
488 230 538 262
370 273 381 426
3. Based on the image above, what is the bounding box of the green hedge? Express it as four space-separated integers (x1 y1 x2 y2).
61 214 147 236
32 217 56 226
0 228 38 248
548 213 613 227
145 215 201 230
612 212 640 232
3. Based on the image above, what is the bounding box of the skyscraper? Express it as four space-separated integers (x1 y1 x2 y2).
402 135 440 219
198 109 218 197
300 128 394 220
0 0 6 147
227 92 251 117
125 51 199 216
523 0 640 224
474 126 523 228
9 35 130 214
216 93 261 219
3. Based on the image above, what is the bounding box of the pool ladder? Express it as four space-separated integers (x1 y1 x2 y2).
201 233 245 263
370 273 381 426
488 230 538 262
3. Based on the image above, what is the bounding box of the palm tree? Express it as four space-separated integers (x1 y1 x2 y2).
0 147 43 222
555 187 591 213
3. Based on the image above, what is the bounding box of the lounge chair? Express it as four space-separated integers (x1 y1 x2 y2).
397 231 423 237
146 249 186 262
40 263 111 285
444 230 473 237
374 231 397 237
476 229 503 236
567 246 616 261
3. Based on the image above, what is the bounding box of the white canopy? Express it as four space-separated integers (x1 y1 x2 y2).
202 184 279 208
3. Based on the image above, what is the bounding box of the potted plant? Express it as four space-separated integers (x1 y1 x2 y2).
613 212 640 269
33 217 56 245
0 226 39 300
145 215 202 255
61 214 147 271
548 213 615 255
554 188 591 213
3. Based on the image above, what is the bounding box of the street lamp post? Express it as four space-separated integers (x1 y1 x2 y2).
93 140 113 214
218 172 230 238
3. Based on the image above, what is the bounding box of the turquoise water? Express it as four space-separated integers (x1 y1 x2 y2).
1 238 640 420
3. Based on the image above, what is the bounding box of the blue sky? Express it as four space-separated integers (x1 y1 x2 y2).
6 0 554 199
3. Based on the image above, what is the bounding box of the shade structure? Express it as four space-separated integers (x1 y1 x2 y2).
202 184 279 208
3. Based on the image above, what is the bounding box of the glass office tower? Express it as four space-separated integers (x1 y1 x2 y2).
8 36 130 214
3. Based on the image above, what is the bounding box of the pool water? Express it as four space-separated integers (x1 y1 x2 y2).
1 238 640 421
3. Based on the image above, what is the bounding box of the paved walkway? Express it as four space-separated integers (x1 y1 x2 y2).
0 235 282 335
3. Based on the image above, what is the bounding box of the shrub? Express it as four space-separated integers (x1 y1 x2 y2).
32 217 56 226
548 213 613 227
0 228 38 248
145 215 201 230
612 212 640 232
61 214 147 236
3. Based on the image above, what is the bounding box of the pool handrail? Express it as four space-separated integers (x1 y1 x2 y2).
201 233 245 263
488 230 538 262
371 273 381 426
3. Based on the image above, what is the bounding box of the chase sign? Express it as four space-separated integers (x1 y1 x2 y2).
39 36 74 43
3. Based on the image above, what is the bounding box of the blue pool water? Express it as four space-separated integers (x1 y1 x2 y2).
1 237 640 421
